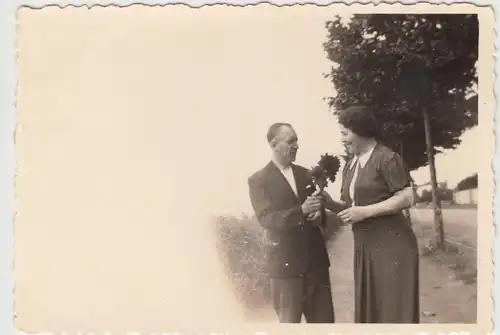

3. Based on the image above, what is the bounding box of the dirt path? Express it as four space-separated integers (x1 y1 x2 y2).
246 224 476 323
418 253 477 323
328 226 477 323
327 226 355 322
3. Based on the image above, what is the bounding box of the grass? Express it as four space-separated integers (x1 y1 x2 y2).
213 214 272 312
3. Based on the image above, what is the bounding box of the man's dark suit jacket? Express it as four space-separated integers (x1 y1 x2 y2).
248 161 330 279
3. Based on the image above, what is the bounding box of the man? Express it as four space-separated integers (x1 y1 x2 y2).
247 122 335 323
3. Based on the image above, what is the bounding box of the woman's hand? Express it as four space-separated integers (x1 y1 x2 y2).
338 206 371 224
320 190 348 213
321 190 334 205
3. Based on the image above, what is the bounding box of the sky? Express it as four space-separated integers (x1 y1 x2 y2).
183 10 480 215
17 6 476 218
412 127 480 189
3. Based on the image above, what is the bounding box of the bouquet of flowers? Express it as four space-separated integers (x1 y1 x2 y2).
308 154 341 227
310 153 341 192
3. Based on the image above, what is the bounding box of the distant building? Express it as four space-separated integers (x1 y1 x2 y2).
453 173 478 205
453 188 477 205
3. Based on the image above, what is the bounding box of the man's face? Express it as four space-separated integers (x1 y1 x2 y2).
272 126 299 165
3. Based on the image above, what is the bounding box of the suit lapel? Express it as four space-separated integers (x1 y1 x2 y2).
292 164 309 203
266 161 299 202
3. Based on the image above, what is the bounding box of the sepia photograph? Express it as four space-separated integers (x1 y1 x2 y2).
13 2 494 334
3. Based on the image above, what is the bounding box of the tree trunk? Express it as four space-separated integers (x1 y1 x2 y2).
403 208 412 225
400 142 413 226
403 178 417 227
422 107 445 248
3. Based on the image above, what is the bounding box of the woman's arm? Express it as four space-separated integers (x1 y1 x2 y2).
338 151 415 224
363 186 414 218
364 150 415 218
322 190 349 213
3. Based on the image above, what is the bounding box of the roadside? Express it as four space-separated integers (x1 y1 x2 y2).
328 225 476 323
411 207 477 250
411 207 478 322
410 208 477 285
418 247 477 323
244 208 477 323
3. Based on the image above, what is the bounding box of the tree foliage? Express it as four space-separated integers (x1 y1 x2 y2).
455 173 478 191
324 14 478 170
418 183 454 203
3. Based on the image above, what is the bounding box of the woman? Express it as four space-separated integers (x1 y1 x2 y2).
325 105 419 323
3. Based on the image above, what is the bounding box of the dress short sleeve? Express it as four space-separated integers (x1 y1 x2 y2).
380 152 411 193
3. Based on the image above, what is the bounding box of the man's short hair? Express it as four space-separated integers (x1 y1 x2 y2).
266 122 292 143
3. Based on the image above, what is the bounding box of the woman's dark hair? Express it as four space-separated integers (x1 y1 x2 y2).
337 105 379 138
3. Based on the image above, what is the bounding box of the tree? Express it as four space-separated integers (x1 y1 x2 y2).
323 14 478 170
419 189 433 203
455 173 478 191
418 184 454 203
324 14 478 247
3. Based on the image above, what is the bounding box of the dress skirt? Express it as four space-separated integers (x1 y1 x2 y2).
353 213 419 323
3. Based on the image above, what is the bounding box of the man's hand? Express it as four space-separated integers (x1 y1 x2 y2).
321 190 333 206
301 195 323 215
306 211 321 221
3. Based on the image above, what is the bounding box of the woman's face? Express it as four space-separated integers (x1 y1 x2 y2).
339 124 362 156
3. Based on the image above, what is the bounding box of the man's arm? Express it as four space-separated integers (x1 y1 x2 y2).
248 176 305 231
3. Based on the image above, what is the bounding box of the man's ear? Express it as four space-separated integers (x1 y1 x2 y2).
269 138 278 148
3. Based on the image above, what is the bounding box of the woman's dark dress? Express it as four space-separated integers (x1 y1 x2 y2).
340 143 419 323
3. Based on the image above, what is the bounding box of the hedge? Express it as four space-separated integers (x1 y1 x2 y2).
213 212 343 312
